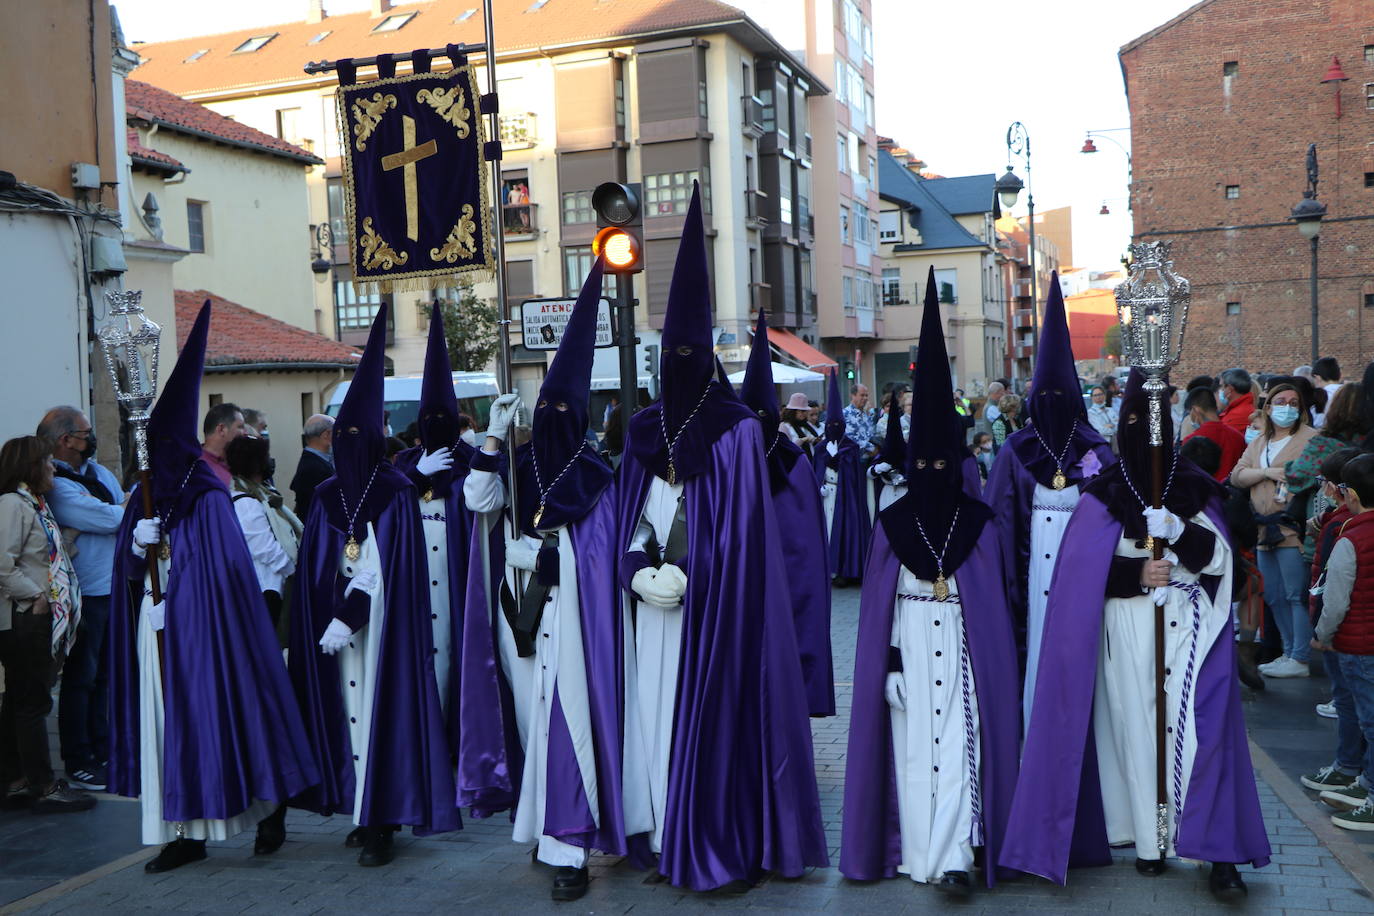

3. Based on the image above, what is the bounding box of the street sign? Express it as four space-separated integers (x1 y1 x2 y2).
520 296 614 350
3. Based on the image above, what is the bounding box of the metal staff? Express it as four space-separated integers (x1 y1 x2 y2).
99 290 163 603
1114 241 1191 860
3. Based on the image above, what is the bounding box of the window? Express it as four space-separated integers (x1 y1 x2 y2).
868 155 877 185
862 20 873 59
326 181 347 242
372 11 416 31
842 275 853 310
843 0 862 40
933 268 957 304
854 204 870 243
561 190 594 224
1365 294 1374 309
882 268 902 306
501 175 533 235
644 171 700 216
1224 185 1240 199
275 107 301 141
1366 45 1374 64
232 34 276 53
614 77 626 128
454 8 477 21
184 49 209 62
864 91 875 129
774 72 791 140
307 31 331 44
1226 301 1241 315
186 201 206 252
698 80 708 118
1223 61 1238 77
1366 83 1374 110
741 61 752 98
526 0 552 10
779 167 793 226
879 209 900 241
1365 172 1374 188
335 280 386 332
834 59 847 104
848 65 864 114
563 246 617 297
836 133 849 173
840 205 850 244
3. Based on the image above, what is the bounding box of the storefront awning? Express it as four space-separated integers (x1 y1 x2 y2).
762 327 838 371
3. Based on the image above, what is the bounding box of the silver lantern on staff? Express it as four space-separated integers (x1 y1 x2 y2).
1113 239 1191 860
98 289 165 601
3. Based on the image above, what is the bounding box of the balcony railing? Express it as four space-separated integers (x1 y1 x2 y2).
502 203 537 237
741 95 766 137
743 188 768 226
749 282 771 313
1012 308 1033 329
499 112 537 149
882 288 909 307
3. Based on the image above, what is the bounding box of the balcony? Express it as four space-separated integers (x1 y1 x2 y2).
1012 308 1033 329
499 112 537 149
802 133 813 164
741 95 766 137
502 203 537 238
749 282 771 313
1013 343 1034 360
804 290 817 315
743 188 768 227
855 305 875 335
882 288 909 307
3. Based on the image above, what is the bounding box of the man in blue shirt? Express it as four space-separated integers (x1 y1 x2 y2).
841 383 876 460
38 406 125 791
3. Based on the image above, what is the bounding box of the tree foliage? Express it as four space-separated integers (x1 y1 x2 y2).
1103 322 1122 360
429 276 500 372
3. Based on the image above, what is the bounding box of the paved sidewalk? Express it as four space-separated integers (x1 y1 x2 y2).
5 586 1373 914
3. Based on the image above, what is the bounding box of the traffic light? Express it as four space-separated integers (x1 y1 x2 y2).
643 344 660 377
592 182 644 274
908 345 919 372
843 360 856 381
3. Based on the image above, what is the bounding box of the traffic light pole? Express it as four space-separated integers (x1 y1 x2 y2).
615 280 639 435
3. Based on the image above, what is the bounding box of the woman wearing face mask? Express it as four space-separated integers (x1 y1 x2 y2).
1230 382 1318 678
1086 386 1118 443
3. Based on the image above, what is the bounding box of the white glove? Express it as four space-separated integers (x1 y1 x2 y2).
319 618 352 655
1151 551 1179 606
416 447 453 477
631 567 679 607
132 517 162 557
506 537 538 572
884 672 906 711
344 568 379 599
145 601 166 632
826 441 838 457
656 564 688 602
1143 506 1186 542
869 461 892 478
886 472 907 488
485 393 523 442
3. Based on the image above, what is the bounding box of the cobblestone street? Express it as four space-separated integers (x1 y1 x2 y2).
3 585 1373 914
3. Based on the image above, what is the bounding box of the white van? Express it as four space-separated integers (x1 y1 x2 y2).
324 372 500 438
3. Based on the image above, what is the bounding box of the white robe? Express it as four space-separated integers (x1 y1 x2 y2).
137 556 274 844
628 477 686 855
335 522 388 825
821 466 839 538
1022 482 1079 729
889 569 981 882
1093 512 1231 860
418 496 454 716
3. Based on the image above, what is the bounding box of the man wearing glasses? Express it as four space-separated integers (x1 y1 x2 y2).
37 406 127 793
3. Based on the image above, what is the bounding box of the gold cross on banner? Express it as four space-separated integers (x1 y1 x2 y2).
381 115 438 241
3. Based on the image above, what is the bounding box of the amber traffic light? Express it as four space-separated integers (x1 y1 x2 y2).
592 181 643 274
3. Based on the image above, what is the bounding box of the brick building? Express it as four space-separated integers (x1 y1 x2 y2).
1120 0 1374 379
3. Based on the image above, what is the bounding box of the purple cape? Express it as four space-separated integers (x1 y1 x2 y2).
984 432 1116 669
540 484 636 854
286 471 461 835
998 494 1271 882
618 420 829 889
108 462 320 819
812 436 870 580
396 444 521 818
776 449 836 717
839 523 1021 885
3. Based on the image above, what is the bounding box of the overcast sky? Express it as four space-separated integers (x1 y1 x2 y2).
113 0 1203 272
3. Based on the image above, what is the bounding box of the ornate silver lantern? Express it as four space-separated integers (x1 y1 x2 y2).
98 290 162 472
1114 241 1190 448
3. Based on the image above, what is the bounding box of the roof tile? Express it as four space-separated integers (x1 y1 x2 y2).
126 79 322 164
127 128 187 173
175 289 360 369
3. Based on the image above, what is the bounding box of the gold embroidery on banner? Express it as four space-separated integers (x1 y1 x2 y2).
352 92 397 151
381 115 438 241
430 205 479 262
360 217 409 270
416 86 472 139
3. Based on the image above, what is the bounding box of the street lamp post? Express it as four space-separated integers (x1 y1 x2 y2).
996 121 1037 354
1290 143 1326 365
1080 128 1133 210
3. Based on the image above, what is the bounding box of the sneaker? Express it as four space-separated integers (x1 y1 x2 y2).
1332 799 1374 831
1302 764 1358 791
1264 656 1311 678
3 782 34 810
66 767 106 792
1321 781 1369 811
31 779 96 814
1316 701 1338 719
1257 656 1288 674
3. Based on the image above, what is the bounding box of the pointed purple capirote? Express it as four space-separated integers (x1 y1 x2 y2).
418 305 461 452
823 366 844 441
147 300 211 508
658 181 715 431
333 303 389 509
739 311 779 423
1024 273 1085 448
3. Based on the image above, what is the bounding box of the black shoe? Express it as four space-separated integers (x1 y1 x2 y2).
642 870 668 885
144 838 207 873
344 826 366 848
3 783 34 810
357 826 395 867
1209 862 1246 901
32 779 96 814
1134 857 1167 876
935 871 972 898
255 806 287 855
717 879 753 895
551 866 589 902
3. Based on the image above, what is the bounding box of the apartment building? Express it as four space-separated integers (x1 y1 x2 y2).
128 0 830 399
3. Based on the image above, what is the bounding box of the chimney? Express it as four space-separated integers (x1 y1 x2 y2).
306 0 325 24
371 0 392 16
